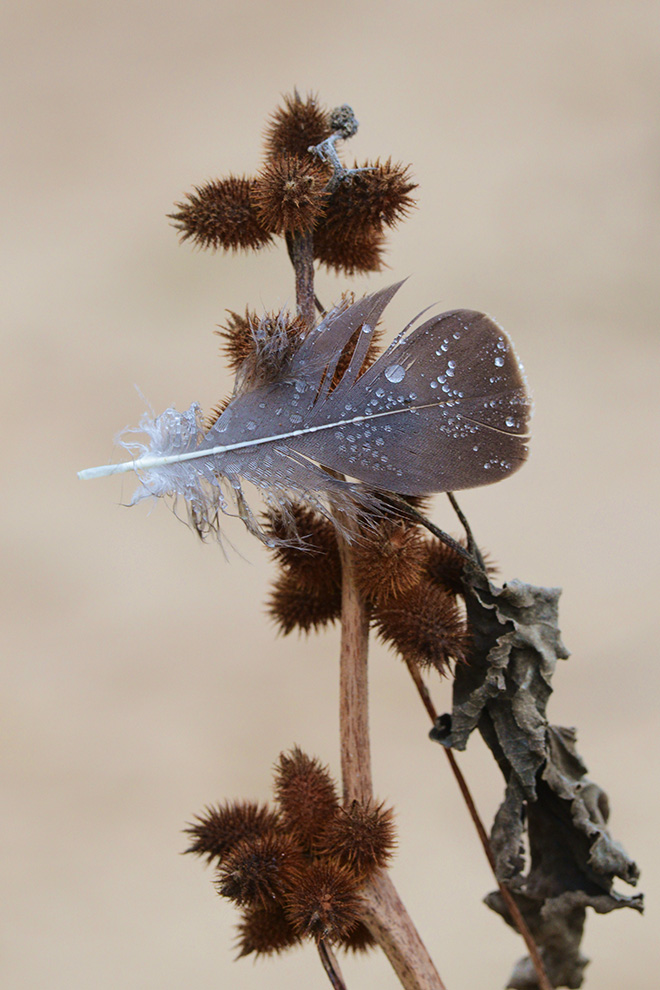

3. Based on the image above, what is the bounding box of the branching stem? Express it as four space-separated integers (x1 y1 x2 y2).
404 661 555 990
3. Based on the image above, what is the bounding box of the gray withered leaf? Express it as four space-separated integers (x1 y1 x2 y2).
79 283 531 541
432 569 642 989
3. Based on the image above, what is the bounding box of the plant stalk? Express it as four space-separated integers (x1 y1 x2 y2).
290 240 446 990
286 231 316 328
336 525 447 990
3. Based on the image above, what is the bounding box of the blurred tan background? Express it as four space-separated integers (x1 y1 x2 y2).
2 2 659 987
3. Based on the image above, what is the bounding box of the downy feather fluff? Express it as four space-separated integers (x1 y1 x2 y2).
79 283 531 542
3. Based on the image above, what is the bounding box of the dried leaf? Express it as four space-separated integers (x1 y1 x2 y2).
431 569 643 988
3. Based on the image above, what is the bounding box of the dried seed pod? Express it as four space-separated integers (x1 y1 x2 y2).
339 921 377 953
252 154 330 234
423 536 468 596
267 568 342 635
313 220 386 275
169 176 272 252
273 748 340 852
325 159 416 235
282 859 363 942
235 901 301 957
264 90 332 159
218 309 308 390
317 800 396 878
352 519 427 604
373 579 469 673
216 832 304 906
184 801 280 864
264 504 341 588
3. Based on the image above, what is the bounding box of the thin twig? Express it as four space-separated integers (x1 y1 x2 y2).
446 492 485 571
404 658 555 990
317 939 348 990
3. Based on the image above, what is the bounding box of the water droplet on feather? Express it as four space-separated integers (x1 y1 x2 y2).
385 364 406 383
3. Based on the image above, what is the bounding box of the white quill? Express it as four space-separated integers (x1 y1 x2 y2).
79 283 531 539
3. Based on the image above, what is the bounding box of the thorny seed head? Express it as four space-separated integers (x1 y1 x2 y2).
317 800 396 879
264 90 332 159
340 921 377 954
264 504 342 589
268 569 343 634
184 801 280 864
235 901 302 958
314 220 386 275
252 154 331 234
215 832 304 906
352 519 428 604
282 859 363 942
273 748 340 852
169 176 272 252
324 159 417 236
373 580 469 674
216 308 308 382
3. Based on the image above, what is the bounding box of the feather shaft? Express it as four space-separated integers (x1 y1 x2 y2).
78 405 429 481
78 284 532 541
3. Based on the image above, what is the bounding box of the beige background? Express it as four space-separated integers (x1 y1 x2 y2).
2 2 659 988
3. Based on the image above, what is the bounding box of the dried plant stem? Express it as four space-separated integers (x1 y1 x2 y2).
317 940 348 990
359 871 448 990
292 246 445 990
336 524 447 990
404 659 555 990
337 525 373 806
286 231 316 327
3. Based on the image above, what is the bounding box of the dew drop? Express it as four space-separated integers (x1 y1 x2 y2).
494 356 505 367
385 363 406 383
430 380 438 389
505 416 516 428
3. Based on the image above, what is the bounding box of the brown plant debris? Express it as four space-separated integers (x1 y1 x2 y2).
216 832 304 906
264 90 332 160
184 801 280 864
273 747 340 852
252 154 330 234
235 901 302 958
169 176 272 252
324 159 417 236
313 219 386 275
373 579 469 673
352 519 428 604
317 799 396 878
431 569 643 989
282 859 363 942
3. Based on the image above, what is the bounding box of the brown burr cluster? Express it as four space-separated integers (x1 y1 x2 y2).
186 747 395 956
169 90 416 275
266 505 471 674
